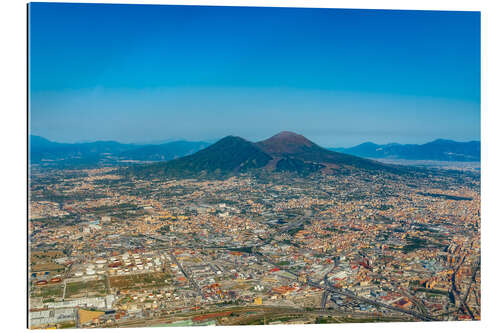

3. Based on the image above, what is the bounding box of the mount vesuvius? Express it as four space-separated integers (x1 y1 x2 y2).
126 131 403 179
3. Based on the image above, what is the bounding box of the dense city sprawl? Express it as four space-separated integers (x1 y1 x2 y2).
29 166 480 328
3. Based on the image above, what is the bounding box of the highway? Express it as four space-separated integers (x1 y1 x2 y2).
462 261 480 306
458 260 480 320
168 252 205 299
320 290 329 309
449 243 477 319
317 277 436 321
148 217 439 322
251 248 436 321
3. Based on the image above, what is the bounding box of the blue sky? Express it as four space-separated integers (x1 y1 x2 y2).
29 3 480 147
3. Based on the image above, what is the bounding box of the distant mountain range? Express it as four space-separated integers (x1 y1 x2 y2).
29 134 480 172
118 141 210 161
29 135 138 166
330 139 480 162
128 131 403 179
29 135 210 165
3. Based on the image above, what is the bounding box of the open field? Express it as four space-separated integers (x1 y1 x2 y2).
109 272 172 290
66 279 107 298
31 284 64 300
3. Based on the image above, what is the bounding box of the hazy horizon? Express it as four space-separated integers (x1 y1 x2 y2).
29 3 480 147
30 130 480 149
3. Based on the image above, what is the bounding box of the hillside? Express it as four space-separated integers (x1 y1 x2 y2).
128 136 273 178
128 131 402 179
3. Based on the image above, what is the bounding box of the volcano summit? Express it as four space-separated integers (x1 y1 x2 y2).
128 131 400 179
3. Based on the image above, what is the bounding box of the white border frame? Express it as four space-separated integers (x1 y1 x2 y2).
1 1 498 332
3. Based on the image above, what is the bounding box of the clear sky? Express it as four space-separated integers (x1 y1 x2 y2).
28 3 480 147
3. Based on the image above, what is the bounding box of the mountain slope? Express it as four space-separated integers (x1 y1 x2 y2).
129 131 401 179
128 136 273 178
256 131 393 174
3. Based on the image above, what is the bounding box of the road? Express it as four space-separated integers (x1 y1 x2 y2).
75 307 79 328
463 261 480 305
449 244 476 319
458 260 480 320
317 277 436 321
168 252 205 299
148 216 438 322
320 290 329 309
251 248 436 321
62 280 67 300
